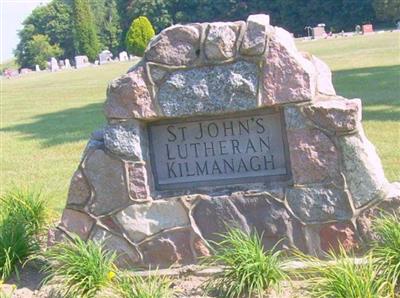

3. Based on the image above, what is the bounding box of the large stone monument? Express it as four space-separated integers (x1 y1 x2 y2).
56 15 399 269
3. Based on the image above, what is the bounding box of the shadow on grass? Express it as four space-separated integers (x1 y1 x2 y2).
1 102 104 147
333 65 400 122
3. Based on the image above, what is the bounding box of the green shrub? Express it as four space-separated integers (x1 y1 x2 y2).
114 273 174 298
204 228 287 298
125 16 155 56
372 212 400 292
0 188 48 280
41 236 117 298
296 247 390 298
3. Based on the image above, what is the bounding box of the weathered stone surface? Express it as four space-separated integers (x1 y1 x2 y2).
149 65 168 84
287 128 340 184
240 14 269 56
339 129 389 208
303 98 361 132
311 56 336 96
84 150 131 216
145 25 200 66
91 227 141 268
126 161 149 201
139 228 195 268
104 122 143 160
82 137 104 159
60 209 95 240
66 169 91 206
47 227 69 247
284 106 308 130
192 194 306 251
115 199 189 243
262 27 316 105
157 61 257 116
204 22 241 60
104 66 156 119
356 182 400 242
286 186 352 223
319 222 357 252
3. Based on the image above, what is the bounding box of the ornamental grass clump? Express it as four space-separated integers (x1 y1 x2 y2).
41 236 117 298
0 188 48 280
114 273 175 298
204 228 287 298
372 212 400 293
295 247 391 298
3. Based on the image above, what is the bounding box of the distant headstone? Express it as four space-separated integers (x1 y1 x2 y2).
129 54 135 60
312 24 326 39
362 24 373 34
75 55 90 69
35 64 41 72
57 14 398 270
59 60 65 68
355 24 362 34
50 57 59 72
65 59 71 69
99 50 113 64
119 51 128 61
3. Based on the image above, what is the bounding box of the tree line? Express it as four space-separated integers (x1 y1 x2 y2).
15 0 399 69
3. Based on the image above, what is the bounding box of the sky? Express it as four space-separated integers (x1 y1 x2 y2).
1 0 50 63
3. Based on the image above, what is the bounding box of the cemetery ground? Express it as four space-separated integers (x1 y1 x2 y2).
0 31 399 297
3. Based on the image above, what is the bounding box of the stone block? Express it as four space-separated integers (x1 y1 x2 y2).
204 22 241 61
157 61 257 116
104 122 144 160
91 227 141 268
240 14 270 56
66 169 91 206
115 198 189 243
60 209 95 240
287 128 340 184
104 66 156 119
192 193 306 251
319 222 357 252
84 150 131 216
145 25 200 66
286 186 353 223
126 161 150 201
139 228 195 268
311 56 336 96
262 27 316 105
339 128 389 208
303 98 361 132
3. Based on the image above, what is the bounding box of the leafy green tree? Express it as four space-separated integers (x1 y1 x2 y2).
89 0 122 53
15 0 73 68
125 16 155 56
373 0 400 23
73 0 100 61
26 35 63 69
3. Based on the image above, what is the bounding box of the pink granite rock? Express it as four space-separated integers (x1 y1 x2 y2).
84 150 132 216
60 209 95 240
319 222 357 252
126 161 150 201
303 98 361 132
261 27 316 105
145 25 200 66
139 228 195 268
311 56 336 96
240 14 270 56
204 22 242 61
287 128 340 184
66 169 91 206
104 66 156 119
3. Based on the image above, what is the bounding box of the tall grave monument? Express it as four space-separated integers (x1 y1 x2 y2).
56 15 399 268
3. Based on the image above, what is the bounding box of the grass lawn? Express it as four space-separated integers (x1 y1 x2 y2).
1 32 399 212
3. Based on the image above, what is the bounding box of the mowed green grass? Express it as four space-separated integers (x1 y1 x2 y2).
1 32 399 212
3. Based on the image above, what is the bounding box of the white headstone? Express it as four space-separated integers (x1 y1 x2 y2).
50 57 59 72
99 50 113 64
65 58 71 69
119 51 128 61
75 55 90 69
35 64 41 72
